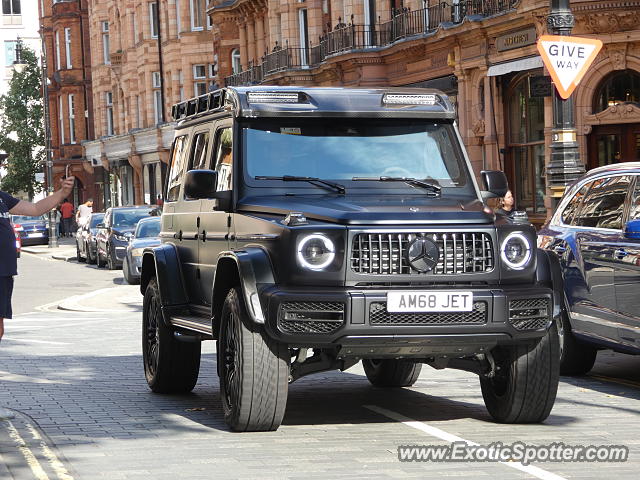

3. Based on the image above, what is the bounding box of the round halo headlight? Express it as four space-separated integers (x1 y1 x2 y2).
297 234 335 270
500 232 532 270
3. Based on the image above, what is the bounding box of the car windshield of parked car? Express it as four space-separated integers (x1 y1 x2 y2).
11 215 45 222
135 219 161 238
90 214 105 228
112 209 152 228
242 119 470 189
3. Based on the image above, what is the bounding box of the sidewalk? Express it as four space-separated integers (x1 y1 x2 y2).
20 236 77 262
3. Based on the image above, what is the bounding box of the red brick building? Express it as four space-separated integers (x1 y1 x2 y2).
39 0 98 209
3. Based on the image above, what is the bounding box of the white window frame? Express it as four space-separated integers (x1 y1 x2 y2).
231 49 241 74
190 0 204 31
153 90 163 124
106 92 114 136
298 9 308 66
55 30 61 70
132 10 138 43
152 71 161 88
68 94 75 144
64 27 72 69
102 21 110 65
150 2 159 39
175 0 181 36
193 64 206 79
136 95 141 128
194 82 207 97
58 95 65 144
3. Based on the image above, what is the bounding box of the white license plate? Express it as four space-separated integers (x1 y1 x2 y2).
28 232 44 238
386 291 473 313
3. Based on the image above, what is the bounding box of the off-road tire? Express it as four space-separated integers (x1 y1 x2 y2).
142 277 201 393
218 288 289 432
557 310 597 375
480 321 560 423
362 359 422 387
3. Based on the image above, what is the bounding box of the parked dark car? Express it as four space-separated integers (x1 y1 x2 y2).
140 86 564 431
123 216 161 284
11 215 49 246
96 206 155 269
538 162 640 375
76 212 105 264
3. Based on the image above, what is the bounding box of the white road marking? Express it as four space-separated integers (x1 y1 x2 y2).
365 405 567 480
6 420 50 480
26 423 75 480
9 320 113 330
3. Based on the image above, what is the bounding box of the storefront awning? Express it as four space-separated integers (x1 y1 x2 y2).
487 56 543 77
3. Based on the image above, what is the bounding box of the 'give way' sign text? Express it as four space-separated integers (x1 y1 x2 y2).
536 35 603 99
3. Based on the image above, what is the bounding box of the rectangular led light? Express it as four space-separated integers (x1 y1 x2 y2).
383 93 438 105
247 92 301 103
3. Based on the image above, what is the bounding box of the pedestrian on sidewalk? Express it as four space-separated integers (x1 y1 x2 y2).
76 198 93 228
0 176 75 342
60 198 74 237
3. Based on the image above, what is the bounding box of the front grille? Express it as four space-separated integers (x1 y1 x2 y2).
351 232 494 275
369 301 487 325
509 298 550 331
278 301 345 334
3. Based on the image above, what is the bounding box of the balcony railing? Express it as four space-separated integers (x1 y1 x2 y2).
225 0 519 86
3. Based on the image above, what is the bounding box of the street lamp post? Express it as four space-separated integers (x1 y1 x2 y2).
546 0 585 201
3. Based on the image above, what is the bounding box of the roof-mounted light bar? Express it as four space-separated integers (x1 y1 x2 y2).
382 93 439 106
247 91 301 104
171 89 227 121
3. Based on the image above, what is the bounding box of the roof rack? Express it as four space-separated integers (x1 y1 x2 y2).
171 89 226 121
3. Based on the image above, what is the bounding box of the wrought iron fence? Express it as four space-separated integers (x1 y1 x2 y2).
225 0 520 86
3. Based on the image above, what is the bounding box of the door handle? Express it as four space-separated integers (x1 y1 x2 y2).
175 230 183 241
201 230 207 242
615 248 628 259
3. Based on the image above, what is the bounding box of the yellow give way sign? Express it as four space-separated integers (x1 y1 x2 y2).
537 35 603 99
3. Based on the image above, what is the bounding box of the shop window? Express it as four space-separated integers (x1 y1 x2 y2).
595 69 640 112
506 74 546 215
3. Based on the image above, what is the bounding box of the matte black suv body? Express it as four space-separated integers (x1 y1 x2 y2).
140 86 563 432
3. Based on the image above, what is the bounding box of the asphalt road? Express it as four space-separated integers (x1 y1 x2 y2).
1 251 639 479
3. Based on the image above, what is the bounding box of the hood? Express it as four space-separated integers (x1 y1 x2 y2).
238 195 494 225
130 237 161 249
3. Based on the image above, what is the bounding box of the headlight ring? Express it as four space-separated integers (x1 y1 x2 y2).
500 232 532 270
297 234 335 271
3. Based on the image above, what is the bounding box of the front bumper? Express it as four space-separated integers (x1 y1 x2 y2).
260 285 555 357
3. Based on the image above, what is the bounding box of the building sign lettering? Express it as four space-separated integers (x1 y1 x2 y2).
496 28 537 52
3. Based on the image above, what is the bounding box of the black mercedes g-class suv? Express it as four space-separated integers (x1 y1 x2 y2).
140 86 562 432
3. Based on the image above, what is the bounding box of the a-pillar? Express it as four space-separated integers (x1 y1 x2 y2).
483 74 500 170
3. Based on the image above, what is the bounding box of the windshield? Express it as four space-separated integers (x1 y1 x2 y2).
242 119 470 189
112 209 152 228
12 215 45 222
90 214 105 228
135 218 161 238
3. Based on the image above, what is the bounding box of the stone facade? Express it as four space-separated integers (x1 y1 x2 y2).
82 0 215 208
40 0 98 208
219 0 640 224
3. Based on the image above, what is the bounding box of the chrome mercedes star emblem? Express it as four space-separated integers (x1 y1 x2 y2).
406 237 440 273
409 207 420 212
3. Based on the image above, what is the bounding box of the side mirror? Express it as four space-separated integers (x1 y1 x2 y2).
480 170 509 199
624 219 640 239
184 169 218 200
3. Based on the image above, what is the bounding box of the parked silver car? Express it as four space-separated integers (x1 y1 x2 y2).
123 216 161 284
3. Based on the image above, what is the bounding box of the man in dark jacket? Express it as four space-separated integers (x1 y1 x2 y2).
0 176 75 342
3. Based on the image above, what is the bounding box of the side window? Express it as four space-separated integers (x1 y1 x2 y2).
187 131 210 171
575 175 631 229
561 182 591 225
166 135 188 202
628 176 640 222
213 127 233 191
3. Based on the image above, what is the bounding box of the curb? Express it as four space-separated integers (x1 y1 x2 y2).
51 255 77 262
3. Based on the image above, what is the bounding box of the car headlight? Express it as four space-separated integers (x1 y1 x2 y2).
500 232 532 270
114 234 130 242
297 234 335 271
130 247 145 257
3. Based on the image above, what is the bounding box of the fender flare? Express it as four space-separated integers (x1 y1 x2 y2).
211 248 275 337
535 248 565 319
140 243 189 308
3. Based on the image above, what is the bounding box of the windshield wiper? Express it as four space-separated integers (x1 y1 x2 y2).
352 176 441 196
255 175 346 194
